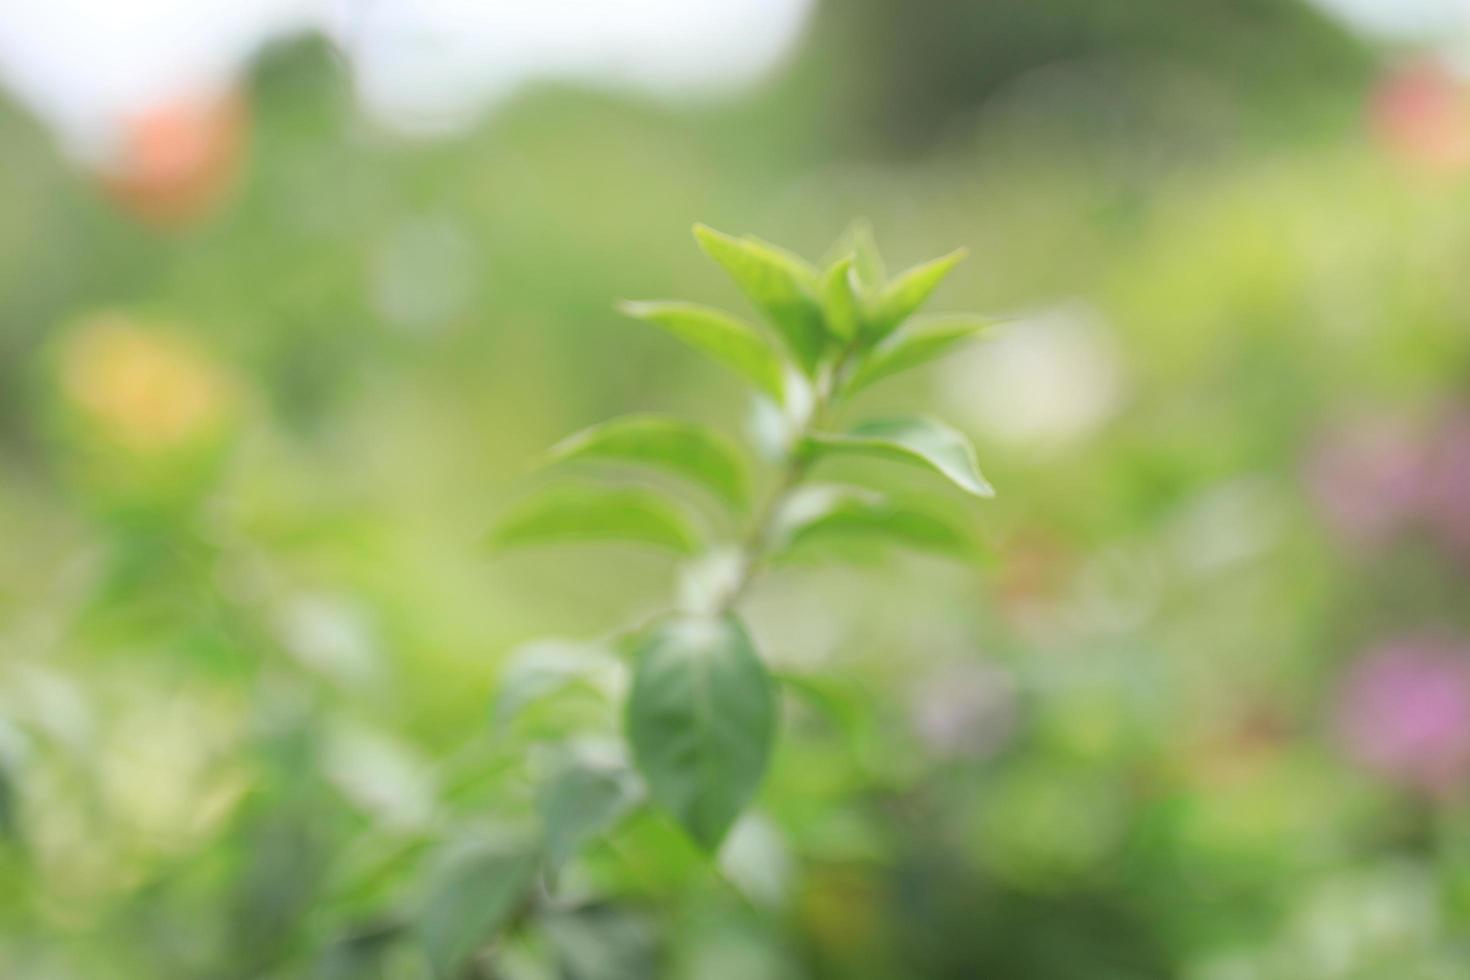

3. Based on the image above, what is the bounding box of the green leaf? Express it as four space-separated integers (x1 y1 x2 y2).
544 415 749 509
777 485 972 556
717 812 793 909
845 315 994 394
619 301 786 403
626 614 776 852
543 907 658 980
419 836 538 978
539 755 643 875
491 486 701 554
806 416 994 498
863 248 967 342
819 256 860 341
693 224 829 373
0 767 17 845
824 219 886 292
315 923 404 980
493 640 624 729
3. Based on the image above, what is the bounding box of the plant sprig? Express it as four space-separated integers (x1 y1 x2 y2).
429 222 997 977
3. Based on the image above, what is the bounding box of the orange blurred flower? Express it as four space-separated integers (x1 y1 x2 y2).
1370 59 1470 175
98 89 248 228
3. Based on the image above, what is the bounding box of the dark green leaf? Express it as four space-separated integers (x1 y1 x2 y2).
419 837 538 978
491 486 701 554
544 415 749 509
619 301 786 403
693 225 828 373
315 921 405 980
539 756 643 875
626 615 775 852
0 766 18 845
845 315 994 394
863 248 967 342
806 416 994 498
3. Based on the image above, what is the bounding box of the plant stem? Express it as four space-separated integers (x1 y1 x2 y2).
718 352 851 615
718 456 809 614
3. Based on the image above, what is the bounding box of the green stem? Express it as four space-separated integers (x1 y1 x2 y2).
717 350 852 615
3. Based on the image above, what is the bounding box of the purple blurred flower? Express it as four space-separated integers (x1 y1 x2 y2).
909 661 1017 759
1335 637 1470 796
1305 418 1424 549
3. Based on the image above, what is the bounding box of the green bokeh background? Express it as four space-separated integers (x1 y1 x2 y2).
4 3 1470 976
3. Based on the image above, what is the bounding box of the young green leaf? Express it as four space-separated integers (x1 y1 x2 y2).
778 486 972 556
819 256 861 341
693 224 829 373
493 640 624 729
863 248 968 342
538 756 643 875
619 301 786 403
824 219 886 292
626 614 775 852
419 837 538 978
844 314 994 394
545 414 750 509
806 416 994 498
492 486 701 554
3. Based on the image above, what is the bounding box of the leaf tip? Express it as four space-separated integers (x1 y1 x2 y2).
933 247 969 273
692 223 733 250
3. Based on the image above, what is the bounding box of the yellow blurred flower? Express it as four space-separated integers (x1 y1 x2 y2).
60 313 238 453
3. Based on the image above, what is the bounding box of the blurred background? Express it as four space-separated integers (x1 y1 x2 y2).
5 1 1470 977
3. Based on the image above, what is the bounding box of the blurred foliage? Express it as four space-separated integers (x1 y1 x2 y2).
809 0 1374 153
3 3 1470 977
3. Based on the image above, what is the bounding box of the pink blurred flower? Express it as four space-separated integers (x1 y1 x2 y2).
1305 418 1424 549
1335 637 1470 796
1421 410 1470 559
